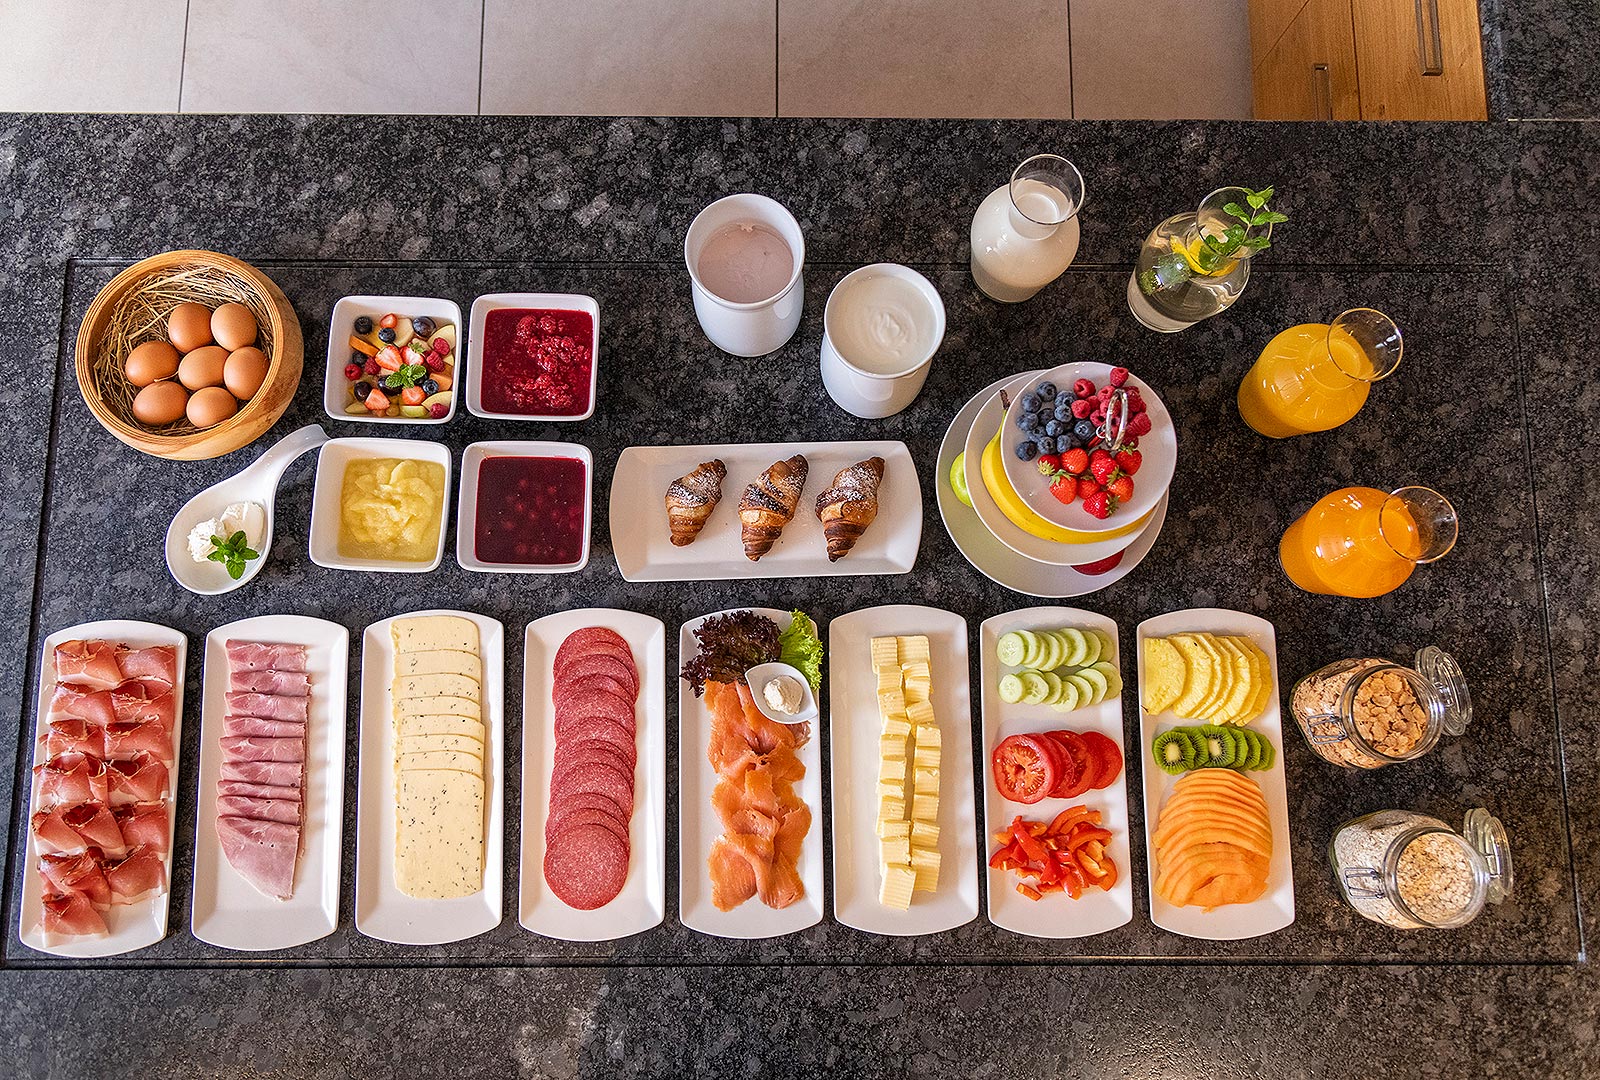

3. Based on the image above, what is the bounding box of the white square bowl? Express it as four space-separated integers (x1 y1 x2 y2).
324 295 463 425
456 440 592 574
465 293 599 422
309 437 453 572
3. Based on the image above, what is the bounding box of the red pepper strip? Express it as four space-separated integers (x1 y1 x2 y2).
1012 823 1052 866
1082 839 1105 861
1077 850 1109 881
1046 806 1094 836
1017 883 1043 901
1065 827 1112 852
1100 859 1118 890
1037 881 1066 894
992 830 1016 845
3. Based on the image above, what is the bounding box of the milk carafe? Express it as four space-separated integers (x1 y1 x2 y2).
969 154 1085 303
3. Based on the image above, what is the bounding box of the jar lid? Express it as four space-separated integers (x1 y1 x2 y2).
1462 807 1513 905
1415 645 1471 736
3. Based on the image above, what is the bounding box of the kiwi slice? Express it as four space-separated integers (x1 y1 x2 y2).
1255 735 1276 770
1151 730 1197 775
1197 725 1237 768
1219 727 1247 768
1237 729 1264 770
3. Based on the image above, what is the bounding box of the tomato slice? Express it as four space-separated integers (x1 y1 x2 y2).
1045 731 1097 798
991 734 1059 804
1080 731 1123 789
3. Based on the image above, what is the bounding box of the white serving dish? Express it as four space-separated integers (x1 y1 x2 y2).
678 608 824 938
611 440 922 582
519 608 666 941
999 362 1177 531
936 374 1168 598
308 437 452 573
465 292 599 422
190 615 347 951
455 441 592 574
744 661 818 724
1136 608 1295 940
978 607 1133 938
323 295 462 425
827 605 979 937
354 609 504 945
18 619 186 958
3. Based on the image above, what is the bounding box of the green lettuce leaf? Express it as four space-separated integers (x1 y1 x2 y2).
778 609 824 692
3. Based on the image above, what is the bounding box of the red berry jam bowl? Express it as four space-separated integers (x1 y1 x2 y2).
466 293 600 421
456 441 592 573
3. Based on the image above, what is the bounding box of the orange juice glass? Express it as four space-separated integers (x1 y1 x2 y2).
1239 309 1402 438
1280 486 1457 598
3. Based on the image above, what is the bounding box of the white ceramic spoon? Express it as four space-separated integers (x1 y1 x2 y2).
165 424 329 595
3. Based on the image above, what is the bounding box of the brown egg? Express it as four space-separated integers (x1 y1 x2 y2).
131 381 189 427
223 346 269 400
186 386 238 429
211 303 258 351
167 303 214 353
124 340 180 387
178 345 229 390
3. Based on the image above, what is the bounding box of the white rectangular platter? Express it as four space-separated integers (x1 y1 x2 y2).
19 619 186 958
520 608 666 940
979 607 1134 938
1137 608 1295 940
355 609 504 945
678 608 824 938
191 615 348 951
610 440 921 581
828 604 979 936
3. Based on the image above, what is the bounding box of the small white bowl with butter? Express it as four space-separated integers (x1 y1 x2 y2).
744 661 818 724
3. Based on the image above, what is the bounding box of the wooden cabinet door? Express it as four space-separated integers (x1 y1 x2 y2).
1252 0 1360 120
1352 0 1487 119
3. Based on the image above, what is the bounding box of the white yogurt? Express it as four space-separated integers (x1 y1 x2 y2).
825 268 939 376
187 501 265 562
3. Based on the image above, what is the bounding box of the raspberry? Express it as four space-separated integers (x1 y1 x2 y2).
1090 408 1106 425
343 363 363 381
429 402 449 419
1098 385 1115 402
1108 366 1130 387
424 354 446 373
364 359 380 377
1129 395 1148 415
1073 378 1097 399
1070 399 1093 419
1126 413 1152 437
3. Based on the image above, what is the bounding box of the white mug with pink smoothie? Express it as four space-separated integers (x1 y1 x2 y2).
684 194 805 357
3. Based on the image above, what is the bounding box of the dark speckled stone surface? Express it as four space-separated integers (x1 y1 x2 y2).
0 114 1597 1075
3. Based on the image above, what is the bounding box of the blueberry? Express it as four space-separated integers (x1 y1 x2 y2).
1066 432 1084 450
1037 409 1054 427
1018 413 1039 434
1036 381 1057 399
1021 393 1040 413
422 378 439 395
413 316 436 336
1055 436 1075 454
1016 440 1039 461
1035 435 1056 453
1045 419 1065 437
377 327 396 344
1073 419 1097 441
354 316 373 335
1054 400 1074 420
351 349 366 364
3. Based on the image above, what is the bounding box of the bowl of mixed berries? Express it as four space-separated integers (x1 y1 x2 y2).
323 295 460 424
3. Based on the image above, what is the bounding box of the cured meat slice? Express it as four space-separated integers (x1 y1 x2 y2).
219 735 304 763
40 718 103 757
226 640 308 673
106 753 169 805
216 795 301 825
553 737 636 783
54 640 123 689
556 653 639 697
224 692 307 723
552 716 637 762
31 803 128 858
35 753 109 806
113 802 170 854
30 807 83 854
40 892 108 938
549 759 634 810
103 845 167 905
552 626 630 672
228 669 311 696
544 822 629 910
554 686 637 733
217 780 301 802
216 816 298 900
222 715 306 739
554 672 635 710
104 719 173 764
109 684 176 728
220 759 303 787
38 851 112 908
546 790 629 836
50 685 116 727
546 807 629 847
119 645 177 686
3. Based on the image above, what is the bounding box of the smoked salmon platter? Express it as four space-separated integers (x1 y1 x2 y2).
191 615 349 951
677 608 825 939
519 608 666 941
828 605 980 936
20 620 186 957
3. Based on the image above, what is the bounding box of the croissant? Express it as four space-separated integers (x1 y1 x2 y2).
738 455 809 561
815 457 884 562
665 459 727 547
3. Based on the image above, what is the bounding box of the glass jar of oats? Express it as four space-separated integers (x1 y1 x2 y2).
1329 808 1512 929
1289 646 1470 769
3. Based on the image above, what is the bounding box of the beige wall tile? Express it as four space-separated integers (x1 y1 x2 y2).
481 0 776 116
778 0 1070 119
0 0 187 112
1069 0 1253 119
182 0 482 114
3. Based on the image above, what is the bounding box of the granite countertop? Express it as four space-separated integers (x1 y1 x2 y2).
0 113 1595 1076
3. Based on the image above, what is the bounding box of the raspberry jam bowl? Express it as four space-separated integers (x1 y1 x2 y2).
466 293 599 421
455 441 592 574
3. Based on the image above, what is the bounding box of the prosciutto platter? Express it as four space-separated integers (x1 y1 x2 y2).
19 620 185 957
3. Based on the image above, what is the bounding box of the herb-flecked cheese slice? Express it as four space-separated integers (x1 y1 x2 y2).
393 648 482 682
396 715 485 742
395 768 484 899
397 749 484 776
394 695 480 722
394 673 480 705
397 734 484 760
392 616 479 655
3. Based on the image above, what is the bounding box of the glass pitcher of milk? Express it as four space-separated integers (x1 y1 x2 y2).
970 154 1086 303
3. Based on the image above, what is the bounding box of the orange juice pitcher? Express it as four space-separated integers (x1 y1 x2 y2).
1239 309 1402 438
1280 486 1457 598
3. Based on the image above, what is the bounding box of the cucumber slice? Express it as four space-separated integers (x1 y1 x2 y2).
1092 629 1115 661
1048 679 1081 713
1065 673 1097 708
1040 670 1064 703
996 632 1028 667
1020 672 1051 705
1089 660 1123 700
998 673 1025 704
1059 628 1088 668
1077 667 1109 704
1079 629 1102 667
1017 630 1044 667
1038 632 1065 672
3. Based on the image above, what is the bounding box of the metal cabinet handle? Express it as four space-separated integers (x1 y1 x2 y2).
1415 0 1444 76
1312 63 1333 120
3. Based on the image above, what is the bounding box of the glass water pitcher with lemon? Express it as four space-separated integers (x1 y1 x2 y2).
1127 186 1285 333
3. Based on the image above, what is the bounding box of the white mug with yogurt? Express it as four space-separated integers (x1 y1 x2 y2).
819 263 945 419
684 193 805 357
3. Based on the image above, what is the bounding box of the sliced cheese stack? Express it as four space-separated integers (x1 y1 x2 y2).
873 634 942 910
390 615 485 900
